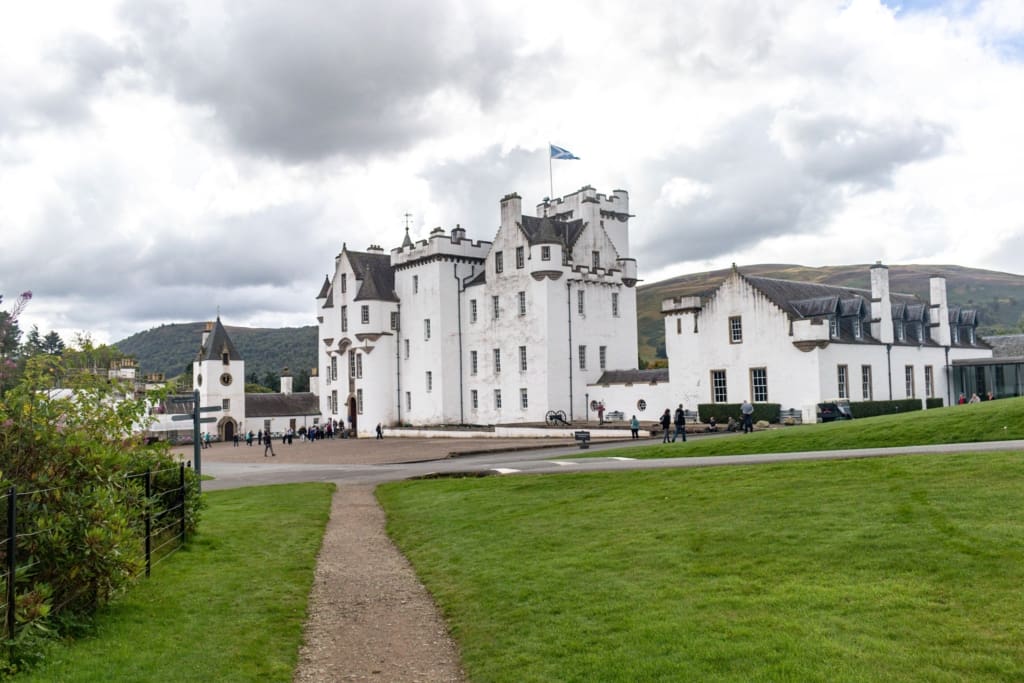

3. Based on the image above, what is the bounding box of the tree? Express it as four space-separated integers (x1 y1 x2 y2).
22 325 44 356
0 291 32 391
42 330 65 355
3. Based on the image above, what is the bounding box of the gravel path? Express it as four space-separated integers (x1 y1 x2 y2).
292 483 465 682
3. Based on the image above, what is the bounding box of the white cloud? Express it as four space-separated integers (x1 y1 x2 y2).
2 0 1023 346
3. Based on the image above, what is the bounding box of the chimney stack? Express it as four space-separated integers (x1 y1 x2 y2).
929 276 951 346
280 367 293 395
870 262 893 344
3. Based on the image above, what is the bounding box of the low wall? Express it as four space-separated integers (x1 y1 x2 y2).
385 426 636 439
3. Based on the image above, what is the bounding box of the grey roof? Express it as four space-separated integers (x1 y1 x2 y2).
464 269 487 287
594 368 670 385
744 275 920 320
245 392 320 418
983 334 1024 358
519 215 586 248
347 251 397 302
316 275 331 299
198 318 242 362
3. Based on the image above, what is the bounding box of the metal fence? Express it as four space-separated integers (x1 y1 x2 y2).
1 463 189 640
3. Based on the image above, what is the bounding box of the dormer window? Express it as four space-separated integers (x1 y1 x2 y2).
541 246 551 261
968 328 975 344
895 321 905 342
853 319 863 340
952 326 960 344
829 317 838 338
222 351 230 365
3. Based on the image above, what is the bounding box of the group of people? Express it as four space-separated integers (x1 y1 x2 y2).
639 398 756 441
958 392 994 404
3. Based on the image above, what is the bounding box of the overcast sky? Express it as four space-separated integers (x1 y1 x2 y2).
2 0 1023 344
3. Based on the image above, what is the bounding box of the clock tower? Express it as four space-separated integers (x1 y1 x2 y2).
193 317 246 441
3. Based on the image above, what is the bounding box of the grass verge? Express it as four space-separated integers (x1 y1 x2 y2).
13 482 334 682
613 396 1024 459
379 453 1024 682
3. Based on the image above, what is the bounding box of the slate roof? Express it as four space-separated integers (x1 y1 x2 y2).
317 275 331 299
245 392 320 418
347 251 397 302
594 369 670 385
519 215 586 248
197 318 242 362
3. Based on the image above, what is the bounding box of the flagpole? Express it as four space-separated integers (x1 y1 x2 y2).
548 142 553 200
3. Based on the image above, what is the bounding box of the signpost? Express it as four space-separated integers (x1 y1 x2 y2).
170 389 221 488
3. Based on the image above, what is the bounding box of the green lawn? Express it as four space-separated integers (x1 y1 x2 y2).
379 453 1024 682
615 396 1024 459
13 483 333 682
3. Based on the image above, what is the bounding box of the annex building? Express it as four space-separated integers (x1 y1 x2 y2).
657 263 992 422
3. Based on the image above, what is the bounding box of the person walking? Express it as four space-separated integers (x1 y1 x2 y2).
660 409 671 443
376 423 384 439
232 432 239 447
672 404 687 442
741 399 754 433
264 434 276 457
246 430 254 446
597 402 605 425
629 414 640 439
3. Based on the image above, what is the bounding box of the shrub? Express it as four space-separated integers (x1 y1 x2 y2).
848 398 922 418
0 355 202 671
698 403 780 424
926 398 944 409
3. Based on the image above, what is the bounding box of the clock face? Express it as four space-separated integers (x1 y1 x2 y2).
220 372 233 386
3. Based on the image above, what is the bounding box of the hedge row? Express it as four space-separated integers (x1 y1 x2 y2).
698 403 781 424
925 398 944 409
848 398 923 418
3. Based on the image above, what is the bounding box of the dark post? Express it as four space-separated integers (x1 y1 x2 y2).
144 469 152 578
6 486 17 639
192 388 202 484
179 462 186 545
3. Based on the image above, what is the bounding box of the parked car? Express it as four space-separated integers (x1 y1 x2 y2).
817 400 853 422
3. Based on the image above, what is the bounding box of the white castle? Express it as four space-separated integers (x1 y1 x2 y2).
315 186 640 433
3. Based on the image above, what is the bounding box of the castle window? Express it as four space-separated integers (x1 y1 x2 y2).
413 275 419 293
406 391 411 411
612 292 619 317
968 328 975 344
492 295 500 320
541 246 551 261
520 388 528 409
577 290 585 316
495 251 504 274
331 390 338 414
829 317 838 338
470 350 478 375
518 291 526 316
349 350 356 379
341 305 348 332
862 365 873 400
837 365 848 399
341 274 346 293
390 311 399 331
751 367 768 402
896 321 905 342
330 356 337 381
579 345 587 370
426 371 432 392
711 369 727 403
952 326 960 344
361 305 369 325
494 348 501 373
222 351 229 365
222 398 230 411
404 339 410 359
471 389 478 409
599 345 607 370
470 299 478 323
519 346 527 372
729 316 743 343
905 365 915 398
924 365 934 397
494 389 502 409
424 318 431 340
592 251 600 270
516 246 525 269
853 319 863 339
357 388 363 414
356 354 363 379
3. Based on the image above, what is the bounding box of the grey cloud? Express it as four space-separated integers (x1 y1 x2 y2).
634 107 948 271
119 0 541 162
774 112 947 189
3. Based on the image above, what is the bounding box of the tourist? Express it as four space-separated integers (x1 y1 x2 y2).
741 399 754 433
707 416 718 432
660 409 671 443
629 414 640 439
376 423 384 439
672 404 687 442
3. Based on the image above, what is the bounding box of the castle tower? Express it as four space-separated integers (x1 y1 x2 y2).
193 317 246 441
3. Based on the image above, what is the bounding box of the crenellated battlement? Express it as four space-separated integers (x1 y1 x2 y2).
390 225 491 267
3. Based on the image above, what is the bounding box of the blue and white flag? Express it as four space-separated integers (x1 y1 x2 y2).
550 144 580 160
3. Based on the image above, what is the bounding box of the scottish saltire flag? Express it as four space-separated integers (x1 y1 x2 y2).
550 144 580 160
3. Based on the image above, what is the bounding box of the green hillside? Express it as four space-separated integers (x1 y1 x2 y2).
636 263 1024 363
114 323 317 388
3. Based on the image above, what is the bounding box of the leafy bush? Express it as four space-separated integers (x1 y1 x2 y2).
0 355 202 672
698 403 780 424
926 398 944 409
848 398 922 418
